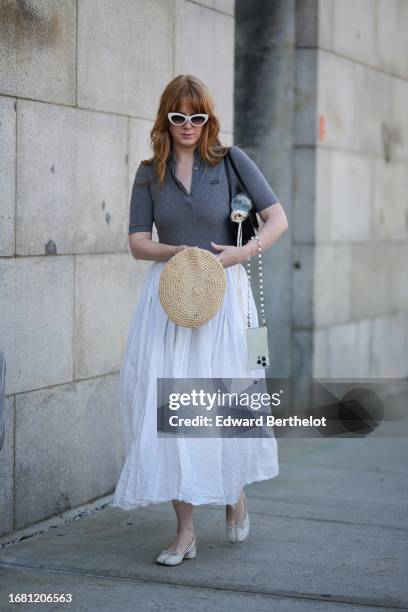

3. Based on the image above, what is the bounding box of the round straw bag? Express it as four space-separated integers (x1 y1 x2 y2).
159 247 226 328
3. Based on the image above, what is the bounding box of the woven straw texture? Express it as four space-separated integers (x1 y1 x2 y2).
159 247 227 328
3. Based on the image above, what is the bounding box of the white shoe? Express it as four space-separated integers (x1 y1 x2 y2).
226 492 250 543
155 535 197 566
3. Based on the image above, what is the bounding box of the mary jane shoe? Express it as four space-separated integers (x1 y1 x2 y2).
155 535 197 566
226 492 250 543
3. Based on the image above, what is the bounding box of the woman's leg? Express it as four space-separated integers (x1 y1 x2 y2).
163 500 196 553
226 488 246 524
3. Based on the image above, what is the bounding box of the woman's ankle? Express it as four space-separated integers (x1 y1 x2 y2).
227 489 244 508
176 526 195 536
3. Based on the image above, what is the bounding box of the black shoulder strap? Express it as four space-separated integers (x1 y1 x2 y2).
224 146 247 209
227 147 247 187
223 149 232 206
224 146 259 231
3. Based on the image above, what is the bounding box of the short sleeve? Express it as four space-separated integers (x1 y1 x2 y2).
128 162 154 235
229 145 280 213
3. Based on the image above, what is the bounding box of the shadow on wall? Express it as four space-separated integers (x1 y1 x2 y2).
0 0 61 49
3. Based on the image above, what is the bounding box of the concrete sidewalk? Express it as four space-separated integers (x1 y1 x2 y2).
0 435 407 611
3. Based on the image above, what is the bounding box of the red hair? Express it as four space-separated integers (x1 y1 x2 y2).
139 74 228 186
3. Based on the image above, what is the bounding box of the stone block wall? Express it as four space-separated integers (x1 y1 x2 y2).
0 0 234 535
295 0 408 379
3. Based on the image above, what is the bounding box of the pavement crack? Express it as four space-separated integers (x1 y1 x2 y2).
0 561 405 610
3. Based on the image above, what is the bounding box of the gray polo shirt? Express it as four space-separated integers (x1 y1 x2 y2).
128 144 280 254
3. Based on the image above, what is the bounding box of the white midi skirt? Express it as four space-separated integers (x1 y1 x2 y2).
112 260 279 510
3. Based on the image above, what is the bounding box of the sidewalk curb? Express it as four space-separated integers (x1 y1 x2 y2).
0 494 114 550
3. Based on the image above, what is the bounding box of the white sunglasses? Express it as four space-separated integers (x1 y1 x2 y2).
168 112 209 127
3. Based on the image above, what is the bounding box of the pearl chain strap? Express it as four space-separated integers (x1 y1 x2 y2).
246 235 265 328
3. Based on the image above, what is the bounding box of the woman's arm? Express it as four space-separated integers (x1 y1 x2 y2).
212 203 288 267
242 202 289 258
129 232 187 261
212 145 289 266
128 163 188 261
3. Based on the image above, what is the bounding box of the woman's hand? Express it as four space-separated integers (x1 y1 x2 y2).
174 244 190 254
211 242 250 268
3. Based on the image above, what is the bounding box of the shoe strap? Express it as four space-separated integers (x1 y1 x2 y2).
163 535 195 555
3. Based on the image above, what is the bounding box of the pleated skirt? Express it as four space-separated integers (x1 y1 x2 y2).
112 260 279 510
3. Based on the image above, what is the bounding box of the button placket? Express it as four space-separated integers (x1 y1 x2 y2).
168 151 199 200
190 160 198 197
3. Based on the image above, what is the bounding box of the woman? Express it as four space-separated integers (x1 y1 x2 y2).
112 74 288 565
